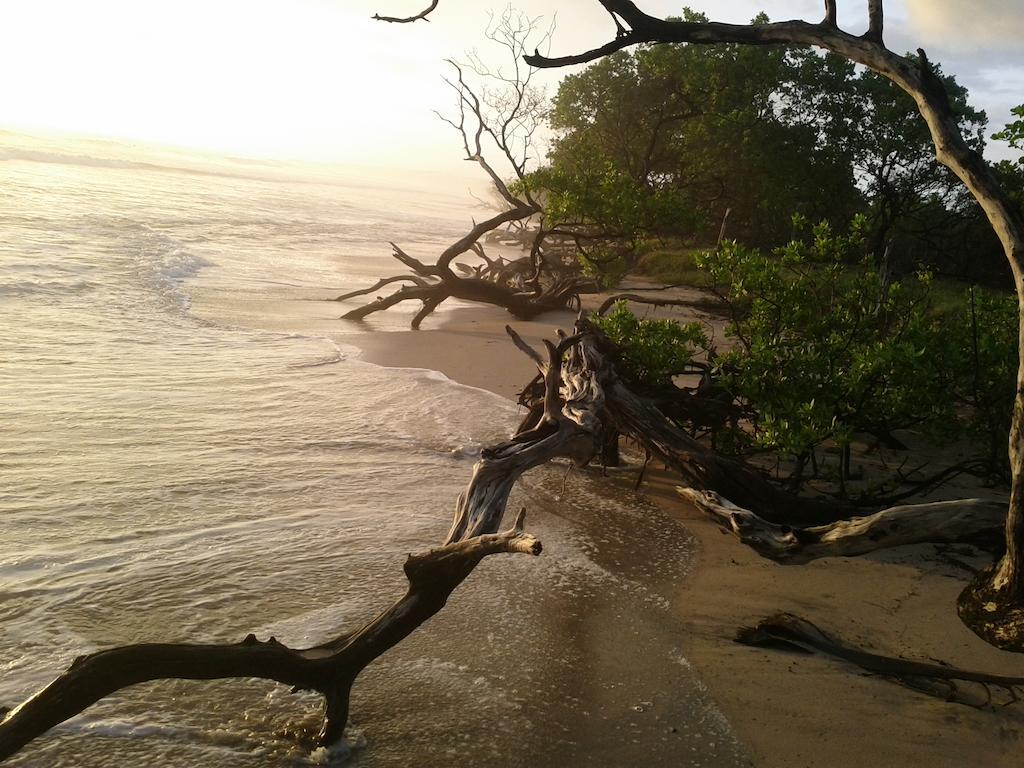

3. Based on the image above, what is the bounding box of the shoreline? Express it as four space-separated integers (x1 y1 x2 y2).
352 294 1024 768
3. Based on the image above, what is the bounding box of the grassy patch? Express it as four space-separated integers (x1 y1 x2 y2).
634 243 708 287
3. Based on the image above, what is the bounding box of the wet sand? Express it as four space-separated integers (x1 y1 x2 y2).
353 291 1024 768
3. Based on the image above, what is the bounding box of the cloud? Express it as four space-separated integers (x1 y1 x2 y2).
905 0 1024 49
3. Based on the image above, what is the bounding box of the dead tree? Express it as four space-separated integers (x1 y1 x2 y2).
380 0 1024 651
339 11 594 328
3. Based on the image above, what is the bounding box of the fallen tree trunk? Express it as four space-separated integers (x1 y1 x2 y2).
336 241 590 328
737 613 1024 707
0 331 599 762
678 487 1006 563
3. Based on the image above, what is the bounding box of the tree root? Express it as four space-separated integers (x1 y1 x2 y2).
737 613 1024 707
958 568 1024 653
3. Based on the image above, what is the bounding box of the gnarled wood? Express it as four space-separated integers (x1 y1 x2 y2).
372 1 438 24
679 487 1006 563
0 510 543 761
5 313 1017 758
0 328 602 762
340 26 594 328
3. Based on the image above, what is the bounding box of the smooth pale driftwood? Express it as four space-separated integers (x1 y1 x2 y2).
737 613 1024 706
678 487 1006 564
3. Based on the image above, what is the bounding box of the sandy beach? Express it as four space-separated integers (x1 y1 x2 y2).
352 294 1024 768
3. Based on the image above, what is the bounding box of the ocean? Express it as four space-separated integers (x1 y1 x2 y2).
0 132 748 767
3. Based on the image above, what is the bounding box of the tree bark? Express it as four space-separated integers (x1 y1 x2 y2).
679 487 1006 564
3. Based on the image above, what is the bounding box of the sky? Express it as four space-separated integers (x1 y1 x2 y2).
1 0 1021 171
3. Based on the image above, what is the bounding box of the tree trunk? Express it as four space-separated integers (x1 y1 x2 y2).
517 0 1024 651
679 488 1006 564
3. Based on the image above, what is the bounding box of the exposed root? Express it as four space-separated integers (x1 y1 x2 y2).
738 613 1024 707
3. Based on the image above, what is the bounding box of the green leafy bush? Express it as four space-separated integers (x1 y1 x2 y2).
599 214 1019 492
698 215 949 469
935 288 1018 475
592 300 708 387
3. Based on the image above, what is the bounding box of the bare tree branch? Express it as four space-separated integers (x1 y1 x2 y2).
823 0 838 27
866 0 884 42
373 0 438 24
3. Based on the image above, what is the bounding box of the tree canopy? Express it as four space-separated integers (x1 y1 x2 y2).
526 11 1004 284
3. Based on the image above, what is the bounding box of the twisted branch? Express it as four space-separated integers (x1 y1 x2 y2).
373 0 438 24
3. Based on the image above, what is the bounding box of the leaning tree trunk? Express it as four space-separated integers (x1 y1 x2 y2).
508 0 1024 651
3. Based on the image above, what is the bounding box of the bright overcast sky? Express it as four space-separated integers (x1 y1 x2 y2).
1 0 1021 170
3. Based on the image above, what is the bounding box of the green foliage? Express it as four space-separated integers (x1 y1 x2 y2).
993 104 1024 155
577 244 631 290
699 216 947 461
933 289 1018 474
522 162 703 241
635 242 706 287
599 216 1019 490
592 300 708 386
539 24 860 247
529 27 1001 283
992 105 1024 227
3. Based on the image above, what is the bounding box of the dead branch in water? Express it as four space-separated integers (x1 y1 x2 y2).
0 326 605 761
4 315 1017 760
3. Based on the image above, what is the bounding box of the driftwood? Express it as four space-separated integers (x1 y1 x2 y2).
4 318 1016 759
339 18 595 329
516 0 1024 650
372 0 438 24
680 487 1007 563
738 613 1024 707
336 238 589 329
0 329 604 762
379 0 1024 651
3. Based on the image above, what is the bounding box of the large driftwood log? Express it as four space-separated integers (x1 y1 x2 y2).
679 487 1006 563
0 331 602 762
737 613 1024 707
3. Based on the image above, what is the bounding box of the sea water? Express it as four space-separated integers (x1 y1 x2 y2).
0 132 749 767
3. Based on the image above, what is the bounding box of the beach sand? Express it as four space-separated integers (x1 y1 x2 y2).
352 292 1024 768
